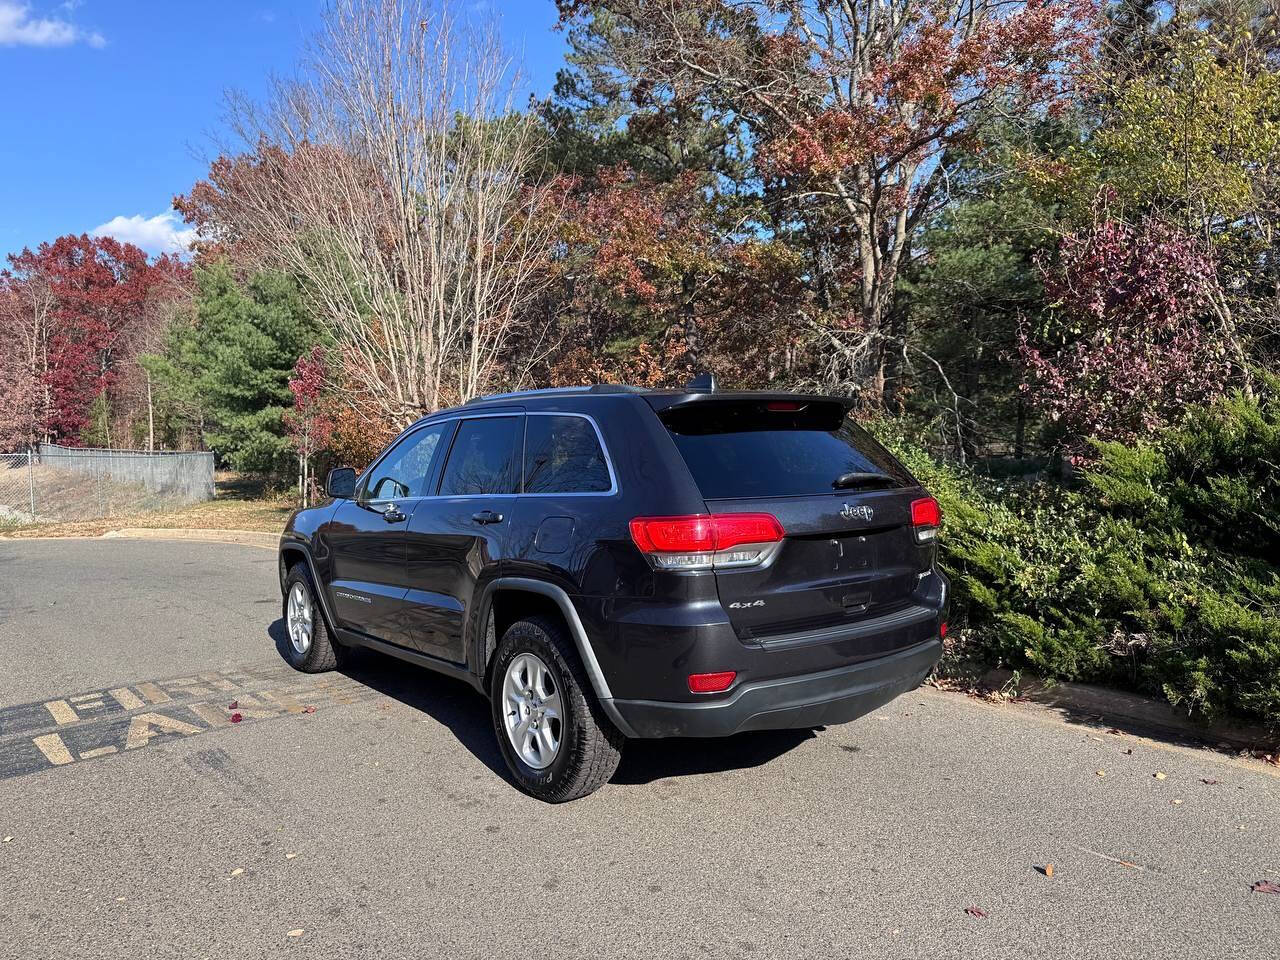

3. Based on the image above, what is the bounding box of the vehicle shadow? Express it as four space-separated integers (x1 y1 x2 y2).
269 620 816 788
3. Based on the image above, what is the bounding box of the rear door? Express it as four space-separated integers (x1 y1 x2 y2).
657 398 931 646
402 414 523 663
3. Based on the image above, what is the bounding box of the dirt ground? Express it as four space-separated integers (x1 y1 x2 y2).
0 470 294 538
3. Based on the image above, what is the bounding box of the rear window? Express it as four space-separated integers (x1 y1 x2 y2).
661 399 913 500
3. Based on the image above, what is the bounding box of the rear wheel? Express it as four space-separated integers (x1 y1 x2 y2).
490 616 623 802
282 563 339 673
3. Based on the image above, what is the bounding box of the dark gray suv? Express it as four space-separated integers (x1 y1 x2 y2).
278 383 948 801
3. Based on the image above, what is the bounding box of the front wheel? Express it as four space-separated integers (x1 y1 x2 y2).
490 617 623 802
281 563 340 673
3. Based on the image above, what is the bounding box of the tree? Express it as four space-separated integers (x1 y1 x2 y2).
1017 211 1229 457
285 346 336 504
1 235 186 446
556 0 1098 403
177 0 565 427
148 264 317 475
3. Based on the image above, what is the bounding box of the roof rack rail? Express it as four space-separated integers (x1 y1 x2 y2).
464 384 644 404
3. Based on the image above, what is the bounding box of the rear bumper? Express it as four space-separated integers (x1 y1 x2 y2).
609 637 942 738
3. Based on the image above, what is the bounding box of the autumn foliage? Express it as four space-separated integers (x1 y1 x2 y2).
1 235 187 449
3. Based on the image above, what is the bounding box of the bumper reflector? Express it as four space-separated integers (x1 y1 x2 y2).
688 671 737 694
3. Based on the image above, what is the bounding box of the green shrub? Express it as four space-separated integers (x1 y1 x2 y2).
874 385 1280 726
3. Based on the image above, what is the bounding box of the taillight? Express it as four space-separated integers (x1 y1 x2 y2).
629 513 784 570
688 671 736 694
911 496 941 543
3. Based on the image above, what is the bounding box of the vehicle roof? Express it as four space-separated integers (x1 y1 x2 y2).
459 384 854 412
401 385 856 433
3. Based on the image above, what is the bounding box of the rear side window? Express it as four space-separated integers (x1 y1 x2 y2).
439 417 521 496
523 415 612 494
661 400 913 499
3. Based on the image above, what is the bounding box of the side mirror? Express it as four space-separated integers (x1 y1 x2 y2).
325 467 357 500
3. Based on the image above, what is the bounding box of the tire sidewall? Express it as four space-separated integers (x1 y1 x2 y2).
490 624 579 794
282 566 324 670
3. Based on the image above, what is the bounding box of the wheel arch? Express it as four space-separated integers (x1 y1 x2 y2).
474 577 636 738
278 540 339 638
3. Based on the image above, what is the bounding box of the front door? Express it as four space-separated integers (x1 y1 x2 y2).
325 421 452 640
403 414 523 662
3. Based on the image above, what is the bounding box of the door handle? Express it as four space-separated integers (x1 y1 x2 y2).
382 504 407 523
472 510 504 525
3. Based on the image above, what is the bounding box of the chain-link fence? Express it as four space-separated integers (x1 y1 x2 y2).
0 445 215 527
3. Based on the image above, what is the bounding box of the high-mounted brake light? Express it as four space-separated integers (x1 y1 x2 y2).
629 513 784 570
765 401 805 412
688 671 737 694
911 496 942 543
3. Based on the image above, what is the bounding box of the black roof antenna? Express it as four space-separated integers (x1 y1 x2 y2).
687 373 716 392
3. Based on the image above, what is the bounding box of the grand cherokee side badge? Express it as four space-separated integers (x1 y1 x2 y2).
841 503 874 521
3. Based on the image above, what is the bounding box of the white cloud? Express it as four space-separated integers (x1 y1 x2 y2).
0 2 104 48
91 212 195 257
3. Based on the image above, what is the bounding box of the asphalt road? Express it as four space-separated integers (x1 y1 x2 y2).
0 538 1276 960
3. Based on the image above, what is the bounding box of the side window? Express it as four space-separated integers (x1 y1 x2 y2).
362 423 447 501
438 417 521 496
523 415 612 494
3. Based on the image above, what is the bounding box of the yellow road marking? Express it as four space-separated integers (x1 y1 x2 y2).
188 702 233 727
135 682 172 705
124 712 201 749
79 746 117 759
43 700 78 725
108 687 145 710
70 692 103 703
261 690 305 714
200 674 239 692
33 733 74 765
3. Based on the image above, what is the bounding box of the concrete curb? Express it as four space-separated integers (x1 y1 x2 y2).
98 528 279 550
977 667 1277 753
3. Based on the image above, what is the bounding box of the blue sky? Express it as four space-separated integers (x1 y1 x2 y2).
0 1 567 260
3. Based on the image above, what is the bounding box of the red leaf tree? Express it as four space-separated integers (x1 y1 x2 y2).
1017 213 1229 457
3 235 187 446
285 346 336 504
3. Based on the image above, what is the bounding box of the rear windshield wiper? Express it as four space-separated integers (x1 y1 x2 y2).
832 471 899 490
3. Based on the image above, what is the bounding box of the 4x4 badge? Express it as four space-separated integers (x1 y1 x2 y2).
841 503 874 521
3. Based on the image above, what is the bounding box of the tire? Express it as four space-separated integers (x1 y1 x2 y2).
490 616 624 802
281 563 340 673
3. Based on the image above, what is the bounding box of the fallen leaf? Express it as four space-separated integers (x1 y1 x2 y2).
964 906 989 918
287 929 305 937
285 853 297 859
231 868 244 877
1154 772 1168 780
2 836 11 843
1171 799 1183 805
1044 863 1055 878
228 700 238 710
1096 770 1107 777
1201 778 1221 785
1252 881 1280 895
303 705 316 714
230 712 243 724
